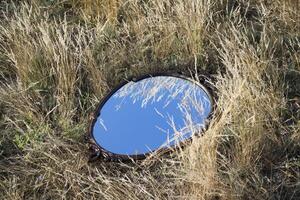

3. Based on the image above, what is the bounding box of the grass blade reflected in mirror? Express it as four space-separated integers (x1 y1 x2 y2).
93 76 213 156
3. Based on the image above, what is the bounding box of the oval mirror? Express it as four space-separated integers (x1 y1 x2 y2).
88 74 213 161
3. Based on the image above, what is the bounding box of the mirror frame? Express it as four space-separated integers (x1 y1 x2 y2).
87 73 215 162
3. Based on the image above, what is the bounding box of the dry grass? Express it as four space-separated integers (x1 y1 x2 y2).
0 0 299 199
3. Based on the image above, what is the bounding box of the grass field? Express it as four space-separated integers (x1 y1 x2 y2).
0 0 299 199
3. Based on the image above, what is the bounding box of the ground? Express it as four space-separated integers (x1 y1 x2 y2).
0 0 299 199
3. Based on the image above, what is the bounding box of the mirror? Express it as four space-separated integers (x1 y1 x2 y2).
89 75 213 160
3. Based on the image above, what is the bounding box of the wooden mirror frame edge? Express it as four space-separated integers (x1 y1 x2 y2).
87 72 216 162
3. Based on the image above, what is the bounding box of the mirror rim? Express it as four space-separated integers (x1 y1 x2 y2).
87 73 215 162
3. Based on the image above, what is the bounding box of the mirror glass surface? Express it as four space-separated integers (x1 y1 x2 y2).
92 76 212 156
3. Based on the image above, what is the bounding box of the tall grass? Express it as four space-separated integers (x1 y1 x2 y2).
0 0 299 199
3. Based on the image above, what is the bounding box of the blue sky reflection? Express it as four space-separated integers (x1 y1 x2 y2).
93 76 212 155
